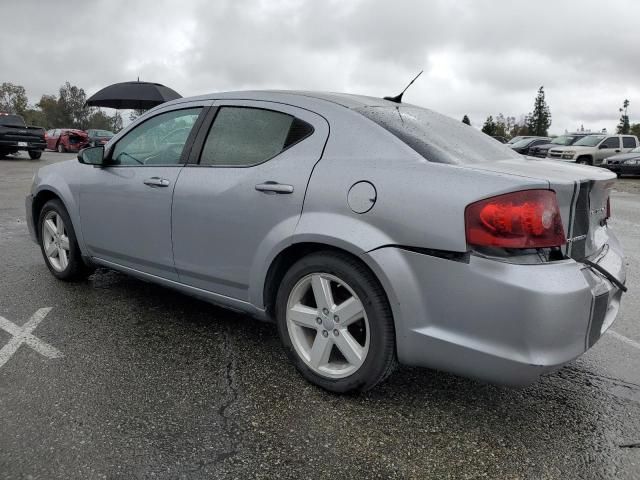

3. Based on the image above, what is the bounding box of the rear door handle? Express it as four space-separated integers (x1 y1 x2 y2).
255 182 294 194
143 177 170 187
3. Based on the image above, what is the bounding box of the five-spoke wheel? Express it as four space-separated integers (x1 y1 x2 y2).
276 251 396 393
38 199 93 281
42 211 70 272
286 272 370 379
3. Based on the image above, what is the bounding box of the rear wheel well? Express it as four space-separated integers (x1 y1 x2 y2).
32 190 62 240
263 243 385 320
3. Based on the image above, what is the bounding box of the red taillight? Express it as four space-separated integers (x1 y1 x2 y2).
465 190 566 249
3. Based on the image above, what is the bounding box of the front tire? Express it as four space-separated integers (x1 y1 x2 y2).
29 150 42 160
275 251 396 393
577 156 592 165
38 199 93 281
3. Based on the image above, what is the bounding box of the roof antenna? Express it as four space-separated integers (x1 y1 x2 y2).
384 70 423 104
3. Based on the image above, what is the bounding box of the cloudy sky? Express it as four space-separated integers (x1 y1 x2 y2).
2 0 638 133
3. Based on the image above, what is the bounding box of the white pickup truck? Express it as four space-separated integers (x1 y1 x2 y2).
547 134 639 165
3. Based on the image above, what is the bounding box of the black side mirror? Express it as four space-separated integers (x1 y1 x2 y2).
599 144 609 149
78 145 105 166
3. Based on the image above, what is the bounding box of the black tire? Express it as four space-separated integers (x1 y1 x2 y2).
275 251 396 393
577 156 592 165
57 143 65 153
38 199 93 281
29 150 42 160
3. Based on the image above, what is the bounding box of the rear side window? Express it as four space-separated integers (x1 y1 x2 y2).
199 107 313 166
355 105 522 164
601 137 620 148
623 136 637 148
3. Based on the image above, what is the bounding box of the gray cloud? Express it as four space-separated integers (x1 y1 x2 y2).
1 0 637 133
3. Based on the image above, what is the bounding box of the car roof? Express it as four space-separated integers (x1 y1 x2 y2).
157 90 406 111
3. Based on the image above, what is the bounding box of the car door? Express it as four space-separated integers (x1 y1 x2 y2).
47 129 59 150
595 136 621 164
171 100 329 301
78 104 207 279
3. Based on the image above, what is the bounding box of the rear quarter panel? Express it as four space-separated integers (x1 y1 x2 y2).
295 109 547 255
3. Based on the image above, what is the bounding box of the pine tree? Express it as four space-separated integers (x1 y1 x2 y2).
481 115 496 136
617 99 630 134
494 113 507 138
462 114 471 125
526 86 552 136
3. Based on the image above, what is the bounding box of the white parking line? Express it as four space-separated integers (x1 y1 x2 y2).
608 330 640 351
0 308 63 369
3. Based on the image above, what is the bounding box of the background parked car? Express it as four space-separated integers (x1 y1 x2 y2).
492 136 508 143
86 129 115 147
46 129 90 153
547 134 639 165
528 133 591 158
602 146 640 176
508 136 551 155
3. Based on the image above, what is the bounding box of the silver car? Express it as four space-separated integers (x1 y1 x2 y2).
26 91 626 393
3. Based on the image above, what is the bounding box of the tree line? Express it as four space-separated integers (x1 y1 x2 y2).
462 86 640 139
0 81 123 132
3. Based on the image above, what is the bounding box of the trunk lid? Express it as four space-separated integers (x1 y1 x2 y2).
466 158 616 260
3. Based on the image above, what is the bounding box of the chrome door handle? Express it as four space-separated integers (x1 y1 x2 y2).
255 182 294 194
143 177 170 187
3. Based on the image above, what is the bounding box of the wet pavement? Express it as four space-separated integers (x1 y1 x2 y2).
1 151 639 479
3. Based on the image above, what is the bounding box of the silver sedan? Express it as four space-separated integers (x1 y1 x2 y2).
26 91 626 393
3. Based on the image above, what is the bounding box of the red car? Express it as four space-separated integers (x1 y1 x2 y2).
45 128 89 153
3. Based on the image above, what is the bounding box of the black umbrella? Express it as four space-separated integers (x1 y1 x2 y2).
86 81 182 109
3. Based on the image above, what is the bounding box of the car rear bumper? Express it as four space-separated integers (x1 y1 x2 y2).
0 139 46 151
366 234 625 385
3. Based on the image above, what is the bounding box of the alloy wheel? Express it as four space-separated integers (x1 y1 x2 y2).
286 273 370 379
42 211 70 272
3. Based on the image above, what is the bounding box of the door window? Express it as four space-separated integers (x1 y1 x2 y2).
622 136 636 148
199 107 313 166
111 108 201 166
601 137 620 148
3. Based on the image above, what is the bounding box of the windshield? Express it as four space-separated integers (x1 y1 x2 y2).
510 138 535 148
355 105 522 164
551 135 577 145
93 129 114 137
0 114 26 127
573 135 605 146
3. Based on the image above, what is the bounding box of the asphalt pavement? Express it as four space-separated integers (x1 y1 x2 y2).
0 151 639 479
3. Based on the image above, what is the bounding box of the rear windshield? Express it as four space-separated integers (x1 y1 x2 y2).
573 135 605 146
551 135 578 145
0 114 26 126
355 105 522 164
510 138 535 148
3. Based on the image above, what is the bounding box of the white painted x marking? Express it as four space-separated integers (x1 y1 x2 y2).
0 308 63 369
